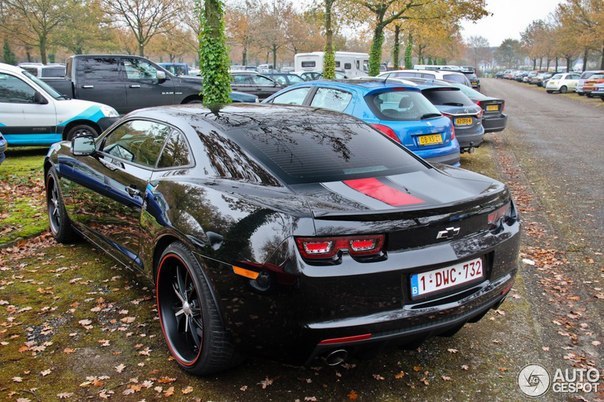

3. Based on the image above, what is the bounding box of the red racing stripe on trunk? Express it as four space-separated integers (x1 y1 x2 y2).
343 178 424 206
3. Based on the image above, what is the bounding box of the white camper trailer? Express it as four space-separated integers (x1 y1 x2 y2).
294 52 369 78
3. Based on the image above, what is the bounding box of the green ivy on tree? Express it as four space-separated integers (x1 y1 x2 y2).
404 33 413 69
199 0 231 107
368 26 384 76
2 40 16 65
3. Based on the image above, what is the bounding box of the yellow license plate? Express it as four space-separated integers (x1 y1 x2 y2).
486 105 499 111
455 117 473 126
418 134 443 146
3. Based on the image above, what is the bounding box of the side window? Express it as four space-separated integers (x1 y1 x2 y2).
158 130 192 168
335 61 341 68
271 75 287 85
123 58 158 81
253 75 275 85
0 73 37 103
269 87 311 105
356 60 360 69
310 88 352 112
79 57 120 82
344 63 352 70
101 120 171 168
301 61 316 68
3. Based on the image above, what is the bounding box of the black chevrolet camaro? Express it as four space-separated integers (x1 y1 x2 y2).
44 103 520 375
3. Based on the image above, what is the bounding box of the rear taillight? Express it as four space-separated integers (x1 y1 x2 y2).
450 123 456 140
295 235 385 259
476 109 483 119
371 124 400 143
488 202 511 227
500 101 505 112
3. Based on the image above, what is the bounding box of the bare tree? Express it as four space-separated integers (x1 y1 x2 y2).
102 0 183 56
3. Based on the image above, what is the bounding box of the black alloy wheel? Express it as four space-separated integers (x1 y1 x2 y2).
156 242 239 375
46 168 76 243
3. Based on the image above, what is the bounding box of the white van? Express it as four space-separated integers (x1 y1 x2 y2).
294 52 369 78
0 63 118 146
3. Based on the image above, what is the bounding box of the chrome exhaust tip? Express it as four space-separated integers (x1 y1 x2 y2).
324 349 348 366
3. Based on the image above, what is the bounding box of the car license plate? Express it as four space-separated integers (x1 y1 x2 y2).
418 134 443 146
455 117 473 126
410 257 483 298
486 104 499 111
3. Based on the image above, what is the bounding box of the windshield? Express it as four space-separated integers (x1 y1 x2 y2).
551 74 563 80
21 70 63 99
442 74 469 85
421 88 474 106
365 90 441 121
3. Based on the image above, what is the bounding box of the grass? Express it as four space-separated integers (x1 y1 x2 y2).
0 147 48 245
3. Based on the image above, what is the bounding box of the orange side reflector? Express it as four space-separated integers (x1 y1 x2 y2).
232 266 259 280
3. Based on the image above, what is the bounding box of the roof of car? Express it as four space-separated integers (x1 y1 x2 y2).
287 78 422 92
133 103 364 129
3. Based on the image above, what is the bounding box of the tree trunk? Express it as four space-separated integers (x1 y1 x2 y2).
539 57 542 70
369 23 385 76
138 43 145 57
582 48 588 72
200 0 231 106
566 57 571 72
600 43 604 70
39 35 47 64
554 58 558 71
392 25 400 70
323 0 335 79
272 44 277 70
242 47 247 66
532 59 536 70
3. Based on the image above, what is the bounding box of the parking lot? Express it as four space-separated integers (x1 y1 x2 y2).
0 77 601 401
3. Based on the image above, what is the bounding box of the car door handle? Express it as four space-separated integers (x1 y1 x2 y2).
126 185 141 197
129 84 141 88
82 85 94 89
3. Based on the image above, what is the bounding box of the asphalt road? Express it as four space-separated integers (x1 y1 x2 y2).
1 79 602 402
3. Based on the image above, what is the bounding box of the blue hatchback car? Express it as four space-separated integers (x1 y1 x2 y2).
0 132 6 165
262 80 460 166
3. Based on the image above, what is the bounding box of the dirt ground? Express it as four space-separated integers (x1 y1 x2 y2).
0 79 602 401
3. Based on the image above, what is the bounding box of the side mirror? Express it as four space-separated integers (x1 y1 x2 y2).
72 134 96 156
157 70 166 82
34 92 48 104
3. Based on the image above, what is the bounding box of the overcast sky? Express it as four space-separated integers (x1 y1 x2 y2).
461 0 562 47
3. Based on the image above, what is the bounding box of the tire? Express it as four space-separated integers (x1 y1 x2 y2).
46 167 77 243
185 97 203 104
546 90 553 93
578 92 584 96
65 124 98 141
601 97 604 102
156 242 239 376
559 86 568 94
587 93 593 98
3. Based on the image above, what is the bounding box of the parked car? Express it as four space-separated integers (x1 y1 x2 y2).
514 71 529 82
158 62 190 76
45 102 520 374
0 131 6 164
591 83 604 101
296 71 322 81
440 81 507 133
378 70 471 87
263 79 460 166
545 72 581 93
229 71 284 99
575 70 604 95
41 55 257 114
263 72 306 87
18 62 65 78
0 62 119 146
528 71 546 85
414 83 485 152
583 74 604 97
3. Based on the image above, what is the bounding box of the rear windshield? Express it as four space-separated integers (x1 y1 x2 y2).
551 74 563 80
226 121 425 184
442 73 468 84
41 67 65 78
365 90 441 121
421 88 474 107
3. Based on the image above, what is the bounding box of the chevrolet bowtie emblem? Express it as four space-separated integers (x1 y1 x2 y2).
436 227 461 240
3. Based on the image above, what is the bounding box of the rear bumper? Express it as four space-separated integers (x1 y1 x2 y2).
304 273 514 364
483 114 508 133
456 129 485 150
